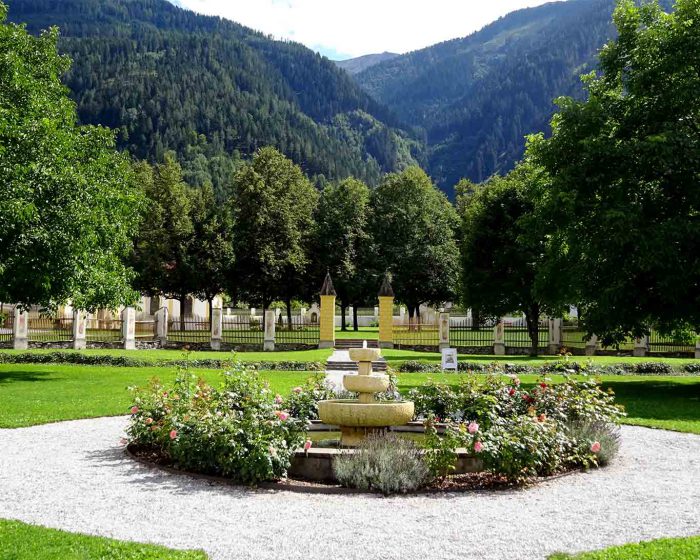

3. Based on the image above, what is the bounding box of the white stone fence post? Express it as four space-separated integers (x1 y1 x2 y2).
155 307 168 346
264 309 276 351
73 309 87 350
493 320 505 355
211 307 223 350
122 306 136 350
548 318 562 355
439 312 450 350
633 335 648 358
13 309 29 350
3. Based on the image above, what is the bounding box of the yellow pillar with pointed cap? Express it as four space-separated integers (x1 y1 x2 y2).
378 273 394 349
319 272 336 349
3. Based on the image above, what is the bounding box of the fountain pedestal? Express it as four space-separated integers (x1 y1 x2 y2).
318 348 414 447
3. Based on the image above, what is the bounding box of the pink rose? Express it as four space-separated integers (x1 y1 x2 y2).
130 406 139 414
275 411 289 421
169 430 178 440
474 441 483 453
467 422 479 434
145 417 153 425
537 414 546 423
269 446 277 457
274 394 283 404
590 441 601 453
304 440 312 451
293 387 303 394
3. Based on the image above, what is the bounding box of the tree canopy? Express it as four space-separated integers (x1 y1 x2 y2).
0 3 143 311
231 147 318 310
528 0 700 343
370 167 460 318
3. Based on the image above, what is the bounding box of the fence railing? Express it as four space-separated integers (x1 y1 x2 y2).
503 319 549 348
561 322 588 349
135 320 156 340
87 319 123 343
222 315 264 345
275 315 320 345
648 329 695 353
28 316 74 343
393 323 439 347
0 311 14 343
450 318 495 347
168 316 211 343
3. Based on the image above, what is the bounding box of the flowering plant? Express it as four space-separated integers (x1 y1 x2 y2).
127 362 306 484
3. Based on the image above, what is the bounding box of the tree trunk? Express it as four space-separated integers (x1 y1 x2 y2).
179 294 186 331
340 302 347 331
525 304 541 357
286 299 292 331
353 305 359 331
208 298 213 322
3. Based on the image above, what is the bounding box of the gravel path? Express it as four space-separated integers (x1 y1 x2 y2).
1 417 699 560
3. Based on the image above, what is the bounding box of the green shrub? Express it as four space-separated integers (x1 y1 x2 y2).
282 373 338 421
127 363 306 484
566 421 620 467
633 361 674 375
333 433 430 495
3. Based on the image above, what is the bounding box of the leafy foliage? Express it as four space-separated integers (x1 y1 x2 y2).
369 167 460 316
333 433 430 495
127 364 307 484
0 3 143 310
528 0 700 344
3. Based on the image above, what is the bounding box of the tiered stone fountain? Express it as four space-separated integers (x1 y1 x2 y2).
318 347 414 446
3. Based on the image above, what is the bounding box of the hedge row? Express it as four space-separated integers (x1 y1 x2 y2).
0 352 323 372
397 360 700 376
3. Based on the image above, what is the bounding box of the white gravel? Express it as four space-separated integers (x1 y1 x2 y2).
1 417 699 560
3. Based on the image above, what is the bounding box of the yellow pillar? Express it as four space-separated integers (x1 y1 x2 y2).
378 273 394 349
319 272 336 349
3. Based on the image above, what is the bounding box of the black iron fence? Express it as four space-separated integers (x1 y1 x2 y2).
222 315 264 345
87 319 123 343
503 319 548 349
450 318 495 347
28 316 74 343
648 329 695 353
0 311 14 343
168 316 211 343
275 315 320 345
393 323 439 347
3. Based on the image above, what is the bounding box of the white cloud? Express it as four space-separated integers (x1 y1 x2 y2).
171 0 562 59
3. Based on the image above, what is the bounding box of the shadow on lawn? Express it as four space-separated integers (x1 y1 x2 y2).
0 370 55 384
603 379 700 422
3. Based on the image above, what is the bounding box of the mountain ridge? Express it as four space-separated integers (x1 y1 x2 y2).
335 52 400 75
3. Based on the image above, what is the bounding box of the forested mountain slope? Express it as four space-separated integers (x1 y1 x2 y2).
355 0 620 193
6 0 422 193
335 52 399 75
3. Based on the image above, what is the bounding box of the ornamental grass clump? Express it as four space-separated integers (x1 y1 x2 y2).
126 363 307 485
333 433 430 495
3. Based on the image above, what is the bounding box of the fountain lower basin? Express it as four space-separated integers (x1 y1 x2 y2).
318 345 415 446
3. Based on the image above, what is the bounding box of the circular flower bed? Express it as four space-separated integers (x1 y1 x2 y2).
126 365 623 492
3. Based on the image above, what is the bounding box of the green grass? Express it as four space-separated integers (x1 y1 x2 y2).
0 519 208 559
0 364 308 428
549 536 700 559
334 326 378 339
1 362 699 434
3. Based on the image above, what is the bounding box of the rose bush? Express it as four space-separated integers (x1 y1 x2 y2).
127 363 307 484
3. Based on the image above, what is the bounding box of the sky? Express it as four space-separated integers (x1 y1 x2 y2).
169 0 562 60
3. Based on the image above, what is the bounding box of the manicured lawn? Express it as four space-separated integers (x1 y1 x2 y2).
1 363 699 434
549 535 700 559
335 326 378 339
0 364 309 428
0 519 208 559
